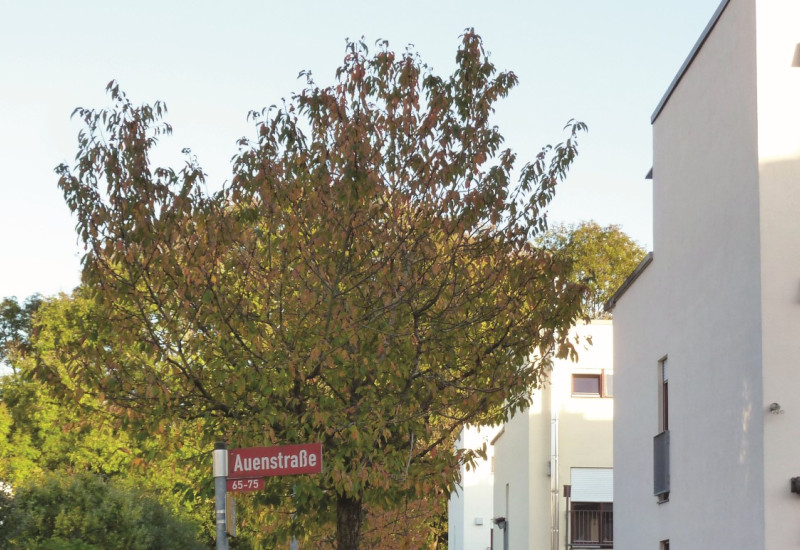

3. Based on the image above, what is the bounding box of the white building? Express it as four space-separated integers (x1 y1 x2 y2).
491 320 614 550
448 424 500 550
609 0 800 548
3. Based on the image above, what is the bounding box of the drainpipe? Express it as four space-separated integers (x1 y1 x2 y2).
550 378 560 550
564 484 571 550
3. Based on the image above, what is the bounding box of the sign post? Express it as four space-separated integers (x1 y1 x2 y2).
213 441 229 550
220 442 323 545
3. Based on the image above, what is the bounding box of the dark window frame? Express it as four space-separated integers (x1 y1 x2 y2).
659 357 669 431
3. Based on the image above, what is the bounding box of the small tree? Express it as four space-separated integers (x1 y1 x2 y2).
537 221 646 318
50 31 586 549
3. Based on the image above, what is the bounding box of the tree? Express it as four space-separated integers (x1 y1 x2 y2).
0 294 215 546
0 472 205 549
537 221 646 318
0 295 42 372
50 31 586 549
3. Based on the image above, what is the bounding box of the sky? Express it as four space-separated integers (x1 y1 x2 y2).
0 0 724 301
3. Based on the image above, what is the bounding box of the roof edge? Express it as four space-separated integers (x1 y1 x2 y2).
490 427 505 446
604 252 654 312
651 0 732 124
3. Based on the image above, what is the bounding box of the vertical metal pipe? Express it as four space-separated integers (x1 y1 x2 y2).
564 486 571 550
504 483 509 550
213 441 229 550
290 484 298 549
550 374 560 550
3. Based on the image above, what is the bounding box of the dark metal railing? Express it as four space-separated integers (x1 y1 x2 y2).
571 509 613 547
654 429 670 496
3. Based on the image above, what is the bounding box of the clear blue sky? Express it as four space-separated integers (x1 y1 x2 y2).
1 0 723 300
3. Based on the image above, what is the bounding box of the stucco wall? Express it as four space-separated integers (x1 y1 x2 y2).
492 397 533 549
615 0 765 548
554 322 614 550
755 0 800 546
449 425 499 550
492 322 613 550
611 265 663 549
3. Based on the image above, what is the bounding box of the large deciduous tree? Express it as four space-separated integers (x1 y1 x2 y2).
51 31 586 549
537 221 647 319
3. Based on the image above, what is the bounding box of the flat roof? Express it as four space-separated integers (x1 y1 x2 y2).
651 0 731 123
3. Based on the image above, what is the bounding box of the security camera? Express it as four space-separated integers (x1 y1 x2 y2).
493 517 507 529
769 403 782 414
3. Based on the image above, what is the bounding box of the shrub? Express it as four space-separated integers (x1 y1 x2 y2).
0 472 206 549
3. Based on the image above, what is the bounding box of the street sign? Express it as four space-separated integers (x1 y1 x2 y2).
226 478 265 493
228 442 323 479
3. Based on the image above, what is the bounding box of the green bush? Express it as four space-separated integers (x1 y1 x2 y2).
0 472 207 549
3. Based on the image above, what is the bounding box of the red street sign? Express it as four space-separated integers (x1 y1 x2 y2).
228 442 322 479
226 477 265 493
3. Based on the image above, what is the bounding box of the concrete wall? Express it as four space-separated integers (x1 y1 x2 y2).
616 0 766 548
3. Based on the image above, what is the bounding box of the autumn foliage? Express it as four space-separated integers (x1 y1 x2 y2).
51 31 586 549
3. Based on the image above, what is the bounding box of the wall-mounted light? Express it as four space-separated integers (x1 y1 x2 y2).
769 402 783 414
493 517 507 530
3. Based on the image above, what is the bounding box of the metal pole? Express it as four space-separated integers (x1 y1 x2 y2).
290 484 298 550
213 441 229 550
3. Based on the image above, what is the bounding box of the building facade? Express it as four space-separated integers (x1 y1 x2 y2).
448 425 500 550
491 321 614 550
610 1 800 548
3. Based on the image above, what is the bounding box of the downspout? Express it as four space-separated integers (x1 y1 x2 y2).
550 376 560 550
564 485 571 550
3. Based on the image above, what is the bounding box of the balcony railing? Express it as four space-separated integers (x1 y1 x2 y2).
571 509 613 548
654 429 670 497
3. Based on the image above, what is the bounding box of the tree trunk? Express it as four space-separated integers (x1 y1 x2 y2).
335 494 364 550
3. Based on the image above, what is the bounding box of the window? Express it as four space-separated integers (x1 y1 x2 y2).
573 373 602 396
660 540 670 550
655 357 670 501
658 357 668 431
570 468 613 547
572 371 613 398
570 502 613 548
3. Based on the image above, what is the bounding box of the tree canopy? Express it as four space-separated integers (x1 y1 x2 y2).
0 295 42 372
48 31 587 549
0 294 214 546
537 221 646 318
